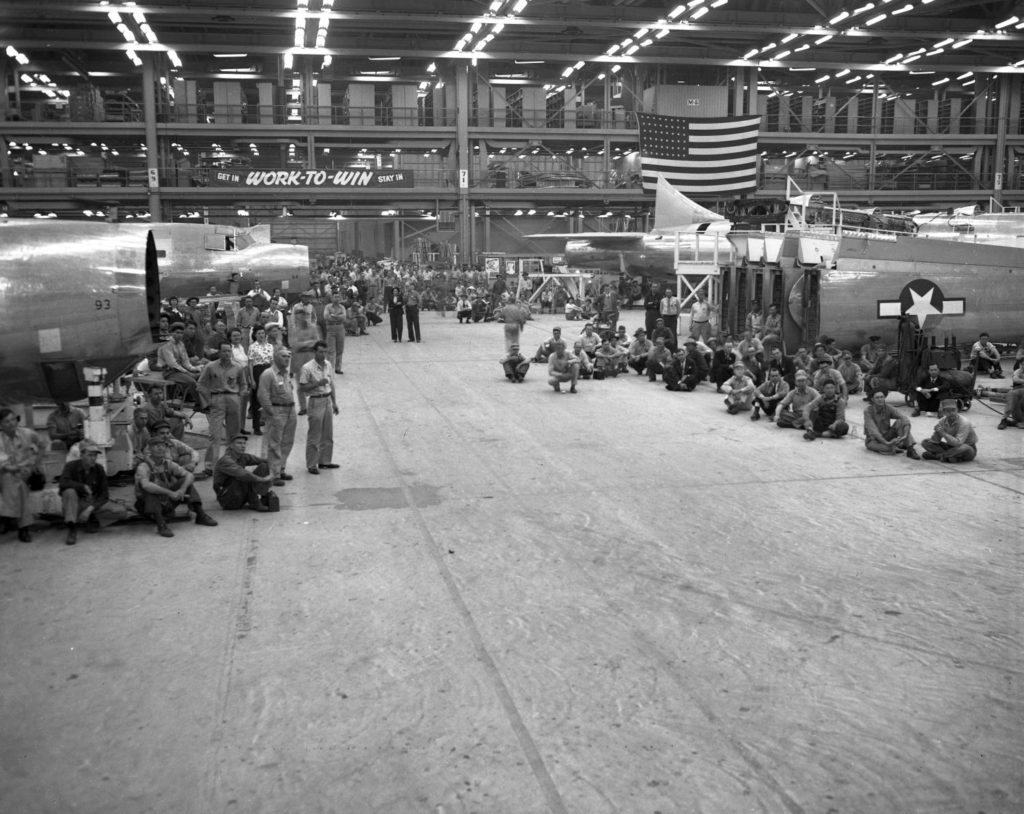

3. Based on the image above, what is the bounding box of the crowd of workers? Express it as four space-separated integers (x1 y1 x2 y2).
1 257 1020 545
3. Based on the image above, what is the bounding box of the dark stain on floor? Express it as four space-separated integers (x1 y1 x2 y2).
335 485 441 510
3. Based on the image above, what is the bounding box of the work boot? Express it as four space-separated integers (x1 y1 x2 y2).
751 406 761 421
17 527 32 543
194 510 219 527
997 418 1010 430
803 430 817 441
156 521 174 538
65 523 77 546
906 447 921 460
84 516 100 534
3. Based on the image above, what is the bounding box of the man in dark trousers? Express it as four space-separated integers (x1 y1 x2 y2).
58 440 129 545
405 284 422 342
912 363 950 416
388 284 405 342
213 434 275 512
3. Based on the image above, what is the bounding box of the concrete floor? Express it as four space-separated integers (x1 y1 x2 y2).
1 311 1022 814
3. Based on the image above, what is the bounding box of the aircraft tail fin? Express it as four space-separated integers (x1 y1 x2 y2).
652 175 726 231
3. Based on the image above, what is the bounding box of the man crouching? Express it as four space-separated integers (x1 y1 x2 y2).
135 436 218 537
214 433 277 512
547 341 579 393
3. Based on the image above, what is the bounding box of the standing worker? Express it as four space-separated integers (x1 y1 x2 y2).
197 341 245 477
388 284 406 343
405 285 422 343
323 291 348 374
299 341 339 474
257 347 297 486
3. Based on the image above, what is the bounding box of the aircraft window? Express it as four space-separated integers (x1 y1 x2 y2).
235 233 254 251
204 235 231 251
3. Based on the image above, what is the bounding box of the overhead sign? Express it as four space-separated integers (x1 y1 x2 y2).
877 279 966 330
209 169 414 188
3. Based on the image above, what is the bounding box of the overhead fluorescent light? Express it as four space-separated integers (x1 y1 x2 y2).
214 53 248 58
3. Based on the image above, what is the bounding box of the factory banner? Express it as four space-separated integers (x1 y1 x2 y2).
208 169 414 188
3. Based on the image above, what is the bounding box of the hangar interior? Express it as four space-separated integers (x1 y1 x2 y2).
2 4 1024 814
2 0 1024 261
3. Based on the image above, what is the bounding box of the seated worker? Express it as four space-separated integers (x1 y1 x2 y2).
138 386 191 440
534 327 566 363
664 339 705 392
627 329 653 375
158 322 204 406
150 421 208 481
564 296 585 320
571 340 595 379
836 351 864 395
45 401 86 450
645 337 674 383
751 367 790 421
213 434 275 512
710 337 737 392
922 399 978 462
776 372 820 430
821 335 843 362
722 362 756 414
802 380 849 441
970 332 1004 378
736 330 764 372
614 324 630 351
766 346 797 388
859 335 888 372
470 295 489 323
912 363 950 416
58 439 129 545
547 341 580 394
455 295 473 323
365 296 385 326
345 300 369 335
650 318 677 353
863 390 921 459
593 337 626 378
792 346 814 378
812 357 848 399
762 304 782 344
500 344 530 383
128 409 150 469
578 323 601 358
181 322 208 367
134 435 218 537
997 363 1024 429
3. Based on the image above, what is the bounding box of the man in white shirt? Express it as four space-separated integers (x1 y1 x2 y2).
298 341 339 474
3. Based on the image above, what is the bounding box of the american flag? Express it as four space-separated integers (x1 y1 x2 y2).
637 113 761 195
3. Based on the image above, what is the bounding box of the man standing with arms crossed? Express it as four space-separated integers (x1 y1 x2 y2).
257 347 297 487
299 341 339 474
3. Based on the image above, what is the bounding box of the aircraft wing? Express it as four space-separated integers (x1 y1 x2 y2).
526 232 648 244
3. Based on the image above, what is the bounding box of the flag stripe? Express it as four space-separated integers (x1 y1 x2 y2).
637 112 761 195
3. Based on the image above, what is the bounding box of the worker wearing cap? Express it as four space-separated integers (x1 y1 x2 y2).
150 421 206 480
922 399 978 462
135 435 218 538
213 434 275 512
802 379 849 441
57 440 129 546
500 343 530 383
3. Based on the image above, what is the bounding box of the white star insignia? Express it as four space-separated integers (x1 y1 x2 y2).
905 286 941 329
